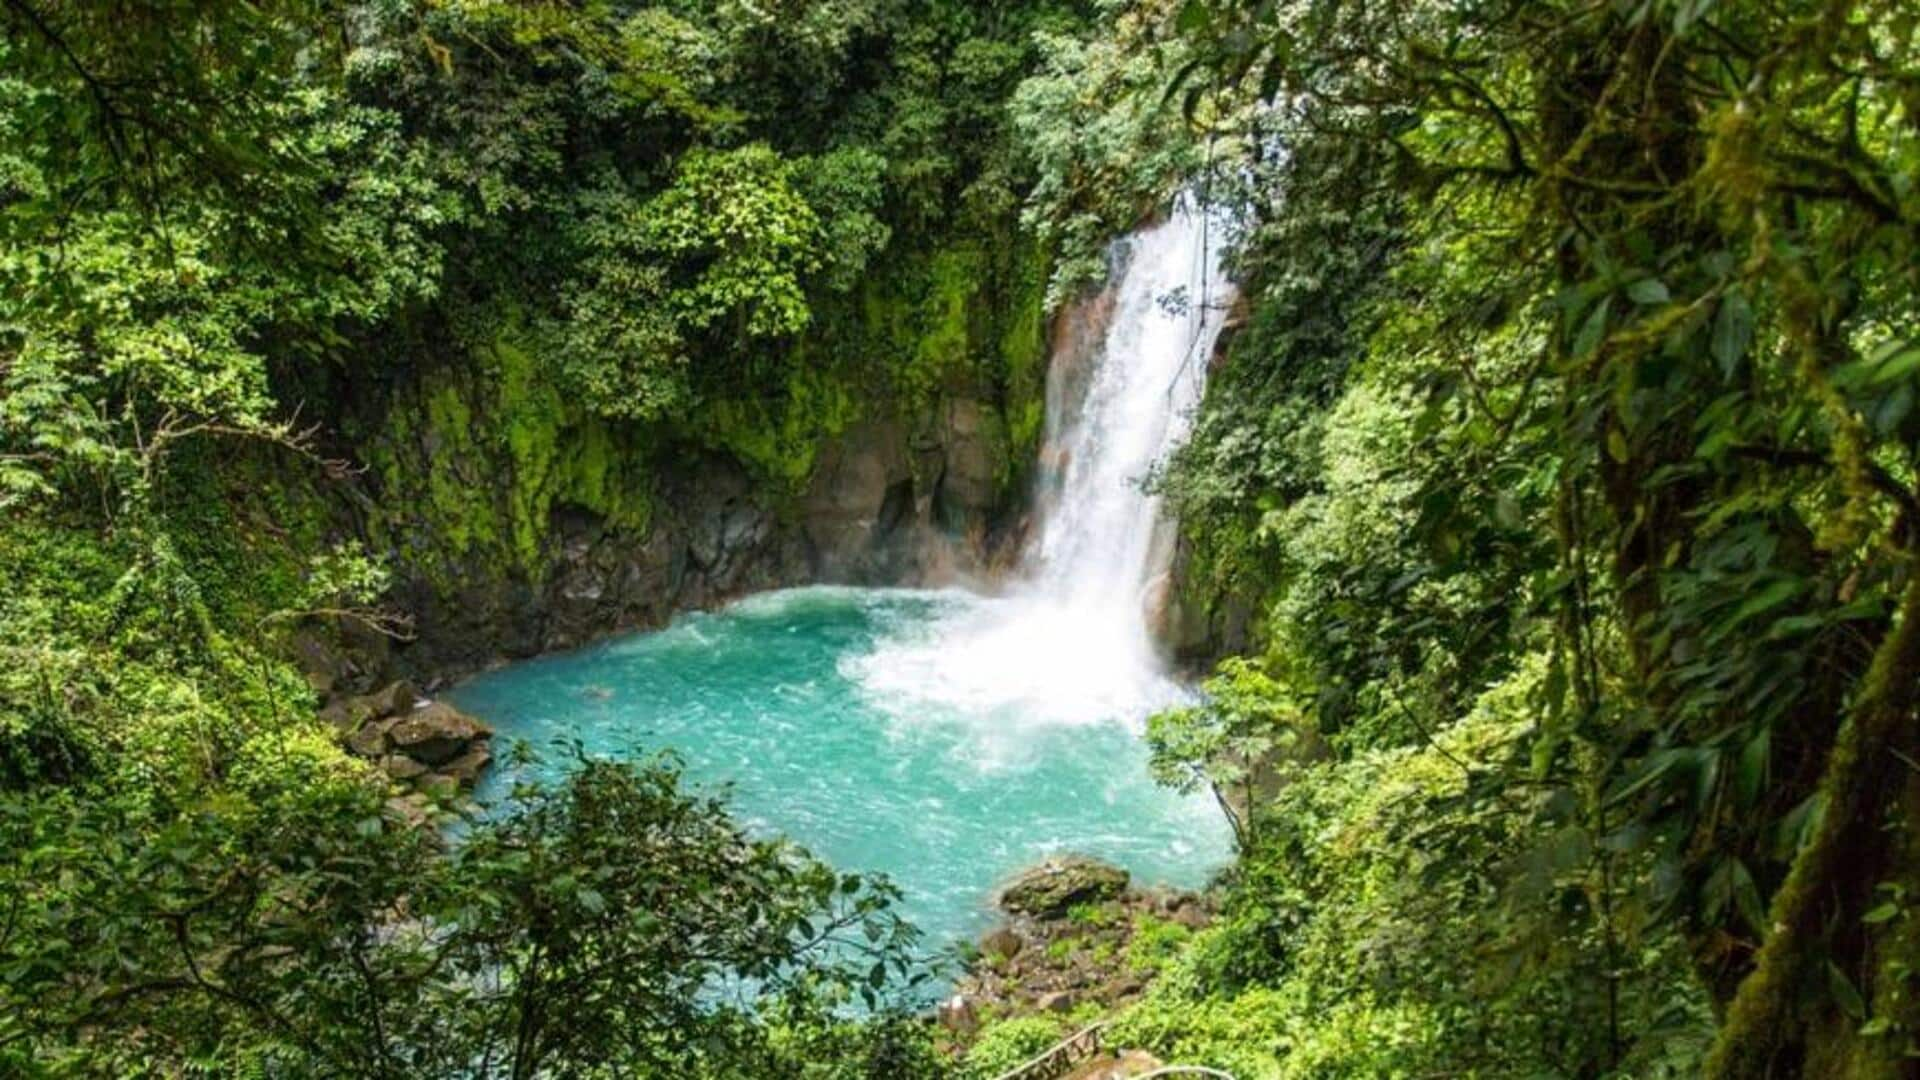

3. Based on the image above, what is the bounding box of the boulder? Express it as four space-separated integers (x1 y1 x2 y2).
415 772 460 800
326 680 423 745
383 794 432 831
381 754 428 782
347 717 396 758
387 702 489 767
935 994 979 1035
998 856 1129 918
1171 903 1209 931
979 925 1024 961
365 680 422 718
1036 990 1078 1013
438 741 493 786
317 699 360 735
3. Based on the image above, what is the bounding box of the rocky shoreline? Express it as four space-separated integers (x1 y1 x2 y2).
320 680 495 828
941 856 1212 1040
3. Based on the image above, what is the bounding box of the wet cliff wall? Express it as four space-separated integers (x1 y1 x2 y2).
288 234 1054 686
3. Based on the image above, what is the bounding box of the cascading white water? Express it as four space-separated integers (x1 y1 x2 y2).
1027 198 1228 649
848 199 1233 740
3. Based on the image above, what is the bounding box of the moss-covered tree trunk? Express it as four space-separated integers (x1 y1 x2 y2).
1707 570 1920 1077
1541 18 1920 1071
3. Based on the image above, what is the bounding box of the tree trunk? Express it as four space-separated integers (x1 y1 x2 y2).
1707 573 1920 1078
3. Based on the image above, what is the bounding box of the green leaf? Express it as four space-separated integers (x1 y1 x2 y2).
1731 579 1803 625
1573 297 1611 357
1730 858 1766 935
1606 428 1630 463
1711 291 1752 376
1863 902 1900 925
1870 347 1920 385
1828 961 1868 1020
1607 747 1689 806
1736 728 1769 806
1628 277 1670 305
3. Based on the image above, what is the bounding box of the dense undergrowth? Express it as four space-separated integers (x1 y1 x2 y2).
6 0 1920 1076
1029 1 1920 1076
0 2 1086 1074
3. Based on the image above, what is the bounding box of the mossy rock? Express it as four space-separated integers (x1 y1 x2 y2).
998 856 1129 918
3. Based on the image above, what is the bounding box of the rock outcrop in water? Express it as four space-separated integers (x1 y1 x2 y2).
999 856 1131 917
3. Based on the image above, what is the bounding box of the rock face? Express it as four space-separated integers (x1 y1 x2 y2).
288 238 1075 691
998 856 1130 917
980 925 1024 960
354 408 1028 686
325 681 493 816
1036 989 1077 1013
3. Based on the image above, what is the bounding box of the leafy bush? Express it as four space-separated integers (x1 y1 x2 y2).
1123 913 1192 976
962 1015 1067 1078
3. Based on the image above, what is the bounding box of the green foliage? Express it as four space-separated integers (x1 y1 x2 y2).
553 144 823 420
1065 900 1120 927
1011 2 1218 303
961 1015 1066 1078
1117 662 1714 1077
1004 0 1920 1073
801 145 893 293
1147 656 1312 849
0 749 933 1076
1 2 1102 1074
0 508 324 795
1123 913 1191 976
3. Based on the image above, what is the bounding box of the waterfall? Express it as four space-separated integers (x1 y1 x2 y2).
1027 198 1229 648
848 199 1233 737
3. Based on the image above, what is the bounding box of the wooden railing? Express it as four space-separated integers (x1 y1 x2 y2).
990 1021 1111 1080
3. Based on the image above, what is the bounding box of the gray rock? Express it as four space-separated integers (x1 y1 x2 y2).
317 700 359 735
381 754 428 781
383 794 432 831
999 856 1130 918
1036 989 1077 1013
439 741 493 786
979 925 1024 960
347 717 396 758
936 399 1000 525
415 773 460 800
936 994 979 1035
365 680 422 718
1171 904 1209 930
387 702 489 766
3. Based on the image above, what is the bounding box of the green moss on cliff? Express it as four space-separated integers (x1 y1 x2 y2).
692 358 859 493
995 235 1053 492
360 315 657 593
686 232 1054 502
360 224 1053 599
